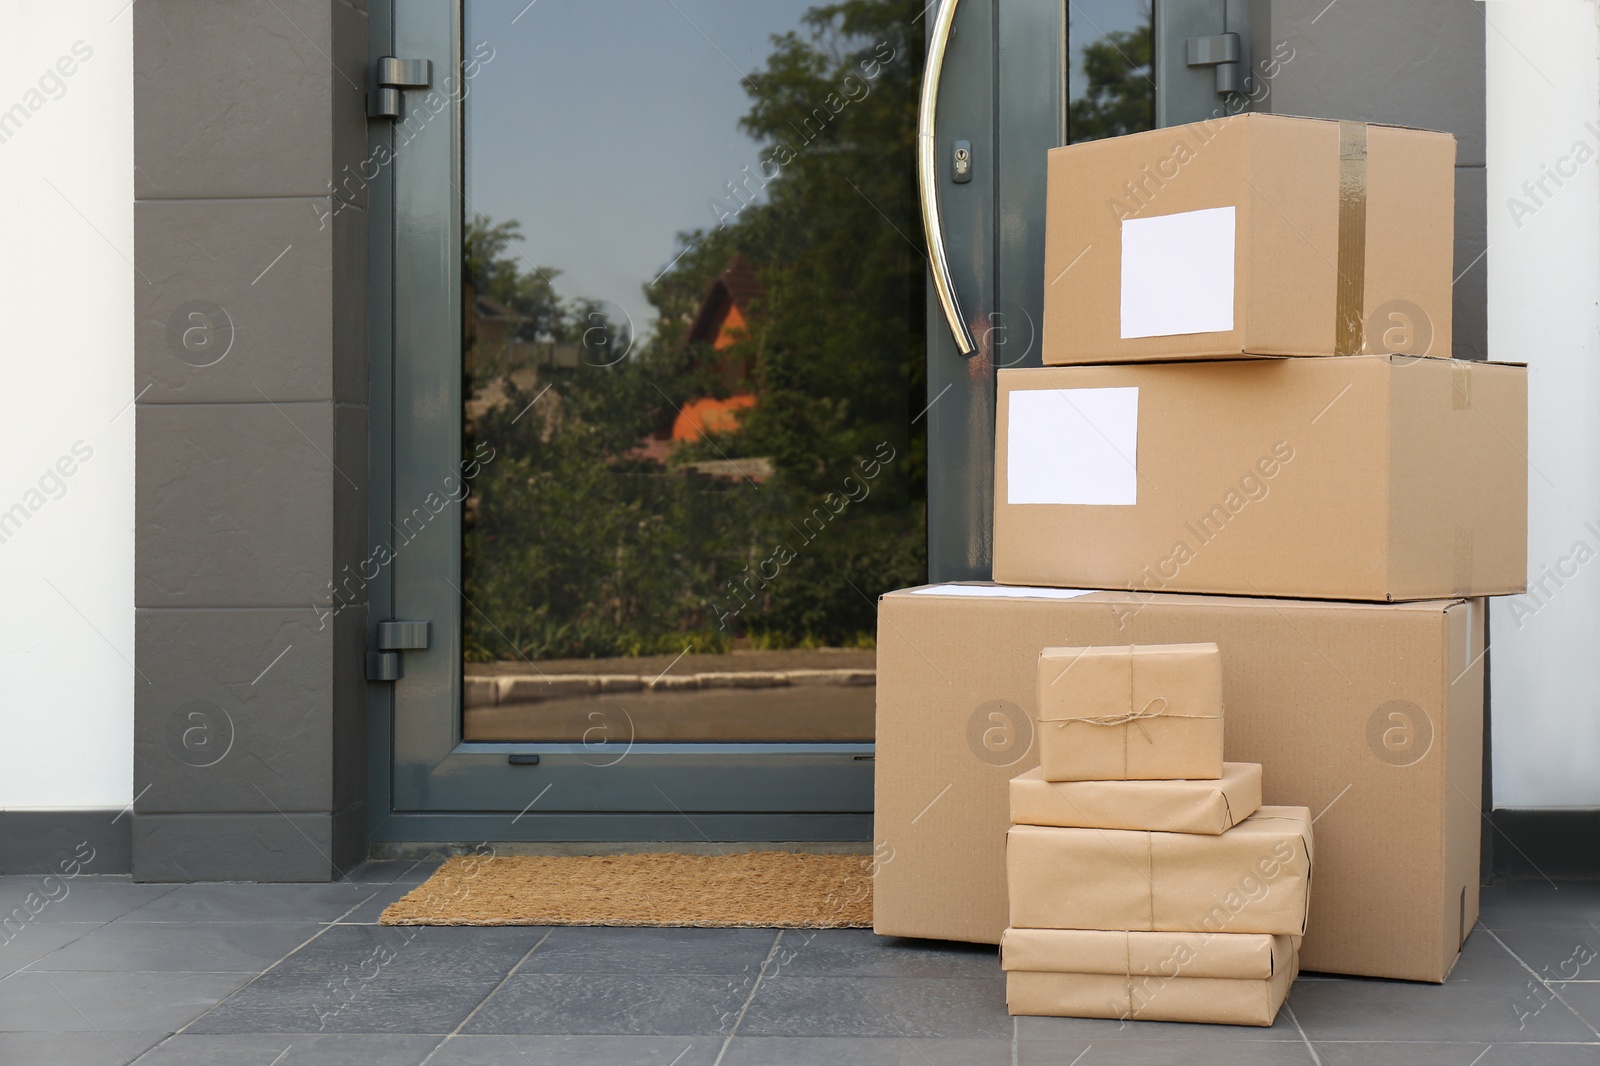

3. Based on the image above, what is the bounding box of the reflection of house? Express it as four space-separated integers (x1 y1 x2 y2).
671 255 763 445
465 294 581 424
468 294 580 376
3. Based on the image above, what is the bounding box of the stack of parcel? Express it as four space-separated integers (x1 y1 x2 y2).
1004 642 1312 1025
875 114 1527 990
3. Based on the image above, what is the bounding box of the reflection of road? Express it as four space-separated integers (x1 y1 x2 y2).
464 684 875 743
464 648 877 743
468 647 875 677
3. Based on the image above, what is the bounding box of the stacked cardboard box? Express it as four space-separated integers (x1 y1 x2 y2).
1002 643 1311 1025
874 113 1528 988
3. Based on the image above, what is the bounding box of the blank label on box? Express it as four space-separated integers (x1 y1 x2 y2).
1120 206 1236 339
1007 387 1139 506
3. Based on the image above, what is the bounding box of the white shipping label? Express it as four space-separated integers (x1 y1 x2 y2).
909 584 1098 600
1006 387 1138 506
1120 205 1236 339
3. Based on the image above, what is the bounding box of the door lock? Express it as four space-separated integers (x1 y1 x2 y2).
951 140 973 184
366 619 431 681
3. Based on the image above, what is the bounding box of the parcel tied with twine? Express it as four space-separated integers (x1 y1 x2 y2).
1035 643 1224 781
1000 928 1299 1027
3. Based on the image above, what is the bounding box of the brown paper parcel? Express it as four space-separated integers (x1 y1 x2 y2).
1010 762 1261 835
1036 644 1224 781
1005 934 1298 1026
1006 806 1313 935
1001 928 1291 980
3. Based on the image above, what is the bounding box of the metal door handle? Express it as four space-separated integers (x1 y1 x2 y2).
918 0 977 357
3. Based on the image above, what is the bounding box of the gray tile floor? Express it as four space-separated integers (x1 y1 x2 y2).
3 865 1599 1064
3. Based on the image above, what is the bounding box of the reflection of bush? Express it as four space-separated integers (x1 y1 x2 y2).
461 0 929 662
462 372 925 662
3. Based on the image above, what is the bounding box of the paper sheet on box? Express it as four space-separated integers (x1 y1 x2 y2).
1007 387 1139 506
910 585 1098 600
1120 206 1236 338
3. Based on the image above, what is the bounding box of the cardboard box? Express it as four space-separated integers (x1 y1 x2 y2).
995 356 1527 601
1041 114 1455 364
1037 644 1223 780
1010 762 1261 835
1007 808 1311 935
1001 927 1291 980
873 584 1485 982
1004 933 1297 1026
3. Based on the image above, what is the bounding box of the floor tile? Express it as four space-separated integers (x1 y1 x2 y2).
1486 925 1600 982
0 1031 166 1066
0 970 253 1032
1015 1040 1314 1065
25 921 319 972
1314 1042 1600 1064
184 969 504 1035
0 878 176 924
461 973 751 1036
1287 972 1598 1043
114 883 374 924
432 1033 721 1065
516 926 778 976
852 976 1014 1040
134 1032 443 1064
739 975 1010 1040
766 930 999 979
0 922 104 977
1542 982 1600 1036
724 1036 1014 1065
267 924 545 979
735 975 900 1038
1480 883 1600 930
339 862 424 886
328 883 418 925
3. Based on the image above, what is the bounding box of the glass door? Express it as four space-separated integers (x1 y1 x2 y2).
371 0 933 839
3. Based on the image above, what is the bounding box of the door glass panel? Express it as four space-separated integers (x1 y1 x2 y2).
459 1 926 743
1067 1 1155 142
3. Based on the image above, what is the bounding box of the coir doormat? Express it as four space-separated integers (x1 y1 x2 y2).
379 851 873 928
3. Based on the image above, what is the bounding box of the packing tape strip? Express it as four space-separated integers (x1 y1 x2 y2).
1452 361 1473 410
1454 527 1475 597
1335 121 1369 357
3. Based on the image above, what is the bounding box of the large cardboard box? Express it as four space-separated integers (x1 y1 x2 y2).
1036 644 1223 780
1041 114 1455 364
1007 808 1313 935
994 356 1527 601
873 584 1485 983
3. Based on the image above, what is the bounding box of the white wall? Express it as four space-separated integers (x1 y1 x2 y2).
1488 0 1600 808
0 2 134 809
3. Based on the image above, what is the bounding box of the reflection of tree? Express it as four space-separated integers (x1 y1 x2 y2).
461 0 927 662
1069 5 1154 143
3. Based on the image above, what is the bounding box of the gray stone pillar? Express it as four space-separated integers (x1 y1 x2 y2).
131 0 371 881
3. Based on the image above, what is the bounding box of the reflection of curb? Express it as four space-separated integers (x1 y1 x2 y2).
465 669 875 708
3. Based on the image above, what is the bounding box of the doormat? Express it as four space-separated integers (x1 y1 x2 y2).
379 852 873 928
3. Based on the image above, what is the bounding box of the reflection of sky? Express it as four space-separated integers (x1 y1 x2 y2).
1066 0 1150 99
464 0 816 336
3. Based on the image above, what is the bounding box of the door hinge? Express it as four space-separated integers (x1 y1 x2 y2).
368 57 432 119
366 619 431 681
1186 32 1247 95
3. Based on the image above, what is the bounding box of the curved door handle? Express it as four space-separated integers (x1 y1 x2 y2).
918 0 977 357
